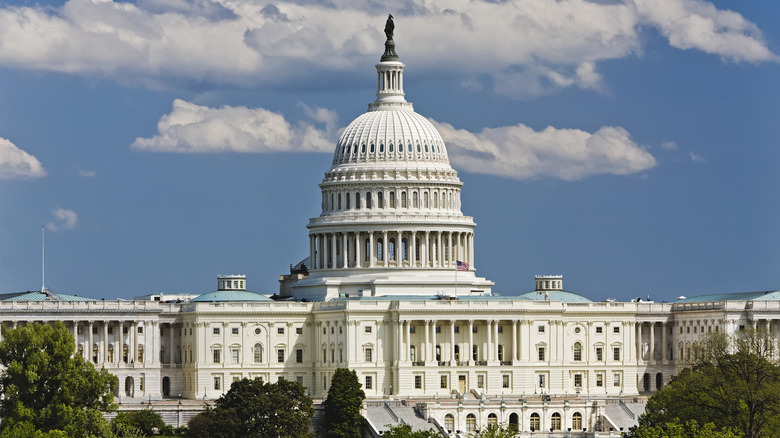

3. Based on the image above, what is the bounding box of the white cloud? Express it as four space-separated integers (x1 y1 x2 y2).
0 0 772 95
661 141 678 150
78 167 97 177
689 151 705 163
46 208 78 231
0 137 46 180
131 99 336 153
432 120 657 181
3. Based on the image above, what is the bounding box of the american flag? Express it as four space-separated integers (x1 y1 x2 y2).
456 260 469 271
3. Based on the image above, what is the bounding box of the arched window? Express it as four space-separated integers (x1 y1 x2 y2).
377 192 384 208
365 238 371 261
574 342 582 361
389 143 394 153
509 413 519 430
415 238 421 262
366 192 372 209
444 414 454 433
656 372 663 390
433 192 438 209
530 413 540 431
370 143 375 153
401 191 407 208
413 191 419 208
407 143 412 153
572 412 583 430
424 192 429 208
377 239 384 261
466 414 476 432
551 412 562 430
488 413 498 428
417 143 421 153
643 373 650 392
409 345 416 362
337 193 341 210
355 193 361 209
389 192 396 208
254 343 263 363
345 193 350 209
330 194 334 211
401 238 408 261
361 143 366 153
388 239 396 261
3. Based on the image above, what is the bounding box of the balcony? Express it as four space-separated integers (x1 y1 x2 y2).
475 360 487 366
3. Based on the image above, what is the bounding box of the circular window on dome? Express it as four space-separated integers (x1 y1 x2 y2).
254 328 261 335
574 327 581 334
370 143 375 153
417 144 421 153
424 144 428 152
389 143 394 153
361 143 366 153
379 143 384 153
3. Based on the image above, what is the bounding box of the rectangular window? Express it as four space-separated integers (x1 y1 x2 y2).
613 326 620 334
498 326 503 333
77 327 83 335
296 349 304 363
231 327 239 335
472 326 478 333
278 327 285 335
441 375 448 389
410 326 415 334
538 347 545 361
502 374 510 389
138 326 143 333
214 376 220 390
613 347 621 361
365 376 373 390
108 327 113 335
365 348 373 363
596 347 603 361
213 349 221 364
414 375 422 389
231 348 239 363
296 376 304 386
477 375 484 389
365 326 372 334
596 326 603 334
574 374 582 388
213 327 220 335
296 327 303 335
277 349 285 363
596 373 603 387
123 327 129 334
435 326 441 334
614 373 621 387
339 327 343 334
454 326 460 333
92 326 98 334
538 374 545 388
538 325 545 333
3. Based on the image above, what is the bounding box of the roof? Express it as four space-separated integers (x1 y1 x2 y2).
193 290 273 302
676 290 780 303
0 290 91 301
515 290 593 303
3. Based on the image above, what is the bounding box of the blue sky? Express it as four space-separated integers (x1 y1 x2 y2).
1 0 778 302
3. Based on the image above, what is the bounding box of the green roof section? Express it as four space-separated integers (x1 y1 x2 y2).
0 290 92 301
676 290 780 303
515 290 593 303
193 290 273 302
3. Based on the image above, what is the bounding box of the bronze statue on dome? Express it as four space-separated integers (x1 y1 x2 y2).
384 14 394 41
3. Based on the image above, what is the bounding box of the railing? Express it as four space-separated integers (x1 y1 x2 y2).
457 361 469 366
384 402 400 423
412 361 425 367
438 361 450 366
475 361 487 366
500 360 513 366
618 399 636 420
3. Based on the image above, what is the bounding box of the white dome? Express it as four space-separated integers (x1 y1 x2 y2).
333 109 449 166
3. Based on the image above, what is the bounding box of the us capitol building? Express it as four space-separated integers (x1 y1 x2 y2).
3 26 779 438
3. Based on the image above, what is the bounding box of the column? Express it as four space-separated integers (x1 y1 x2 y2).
468 320 474 364
411 231 417 267
330 233 337 269
512 320 518 363
469 233 475 267
431 321 437 362
396 231 402 266
424 231 430 267
382 231 389 267
369 232 375 268
493 320 499 361
406 321 412 362
88 321 94 363
355 232 361 268
661 322 667 362
119 322 124 363
342 233 348 269
424 320 430 362
103 322 109 365
487 320 493 361
636 322 642 361
437 232 442 268
650 322 656 363
309 235 315 270
447 232 453 267
450 321 456 362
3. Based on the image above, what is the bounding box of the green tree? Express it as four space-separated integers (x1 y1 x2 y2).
474 423 517 438
382 423 441 437
634 330 780 438
627 419 738 438
0 322 118 438
200 378 314 438
323 368 366 438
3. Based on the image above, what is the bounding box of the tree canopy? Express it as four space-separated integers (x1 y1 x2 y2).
381 423 440 438
323 368 366 438
0 322 118 438
628 419 738 438
193 377 314 438
630 330 780 438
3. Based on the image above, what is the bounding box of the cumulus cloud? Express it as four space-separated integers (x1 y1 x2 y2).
0 0 772 94
689 151 705 163
432 120 656 180
46 208 78 231
132 99 337 153
0 137 46 180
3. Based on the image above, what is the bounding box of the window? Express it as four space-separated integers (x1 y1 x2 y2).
213 327 220 335
614 372 622 387
389 192 395 208
538 325 545 333
466 414 476 432
414 375 422 389
108 327 113 335
278 327 284 335
530 413 540 431
538 374 546 388
472 326 478 333
596 326 603 334
454 326 459 333
296 349 304 363
574 373 582 388
488 413 498 428
596 373 603 387
364 326 372 334
454 345 460 361
436 345 441 361
92 326 98 334
538 346 546 361
502 374 510 388
138 326 143 333
574 342 582 361
477 374 484 389
253 343 263 363
231 327 239 335
409 346 416 362
551 413 562 430
296 327 303 335
613 347 621 361
277 349 285 363
365 375 373 390
214 376 220 390
365 348 373 363
572 412 583 430
435 326 441 334
409 326 415 334
231 348 239 363
596 347 603 361
213 349 221 364
613 326 620 333
440 375 448 389
497 325 503 333
297 376 304 386
378 192 384 208
444 415 454 433
255 327 261 335
497 345 504 361
472 345 478 361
